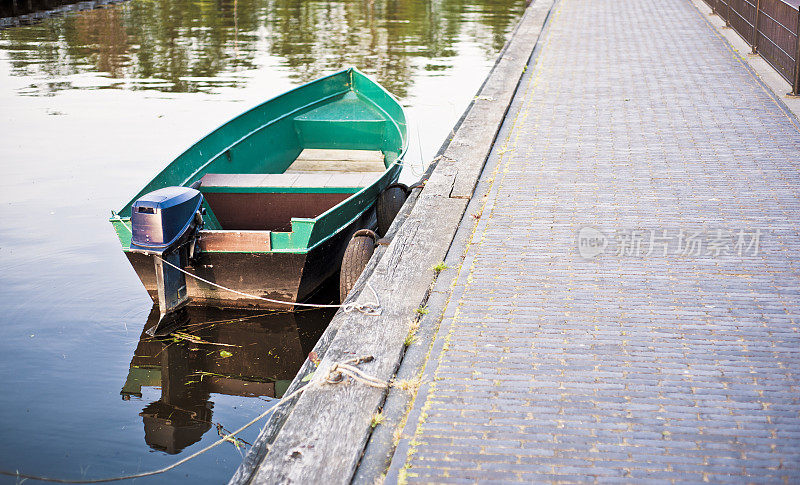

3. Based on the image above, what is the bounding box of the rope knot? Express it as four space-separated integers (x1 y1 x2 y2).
342 302 382 315
324 356 387 388
326 363 345 384
342 284 383 315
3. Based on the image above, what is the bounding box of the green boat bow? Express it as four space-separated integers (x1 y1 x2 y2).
110 67 407 254
110 68 408 312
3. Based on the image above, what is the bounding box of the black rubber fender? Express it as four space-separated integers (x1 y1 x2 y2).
376 183 408 237
339 229 378 303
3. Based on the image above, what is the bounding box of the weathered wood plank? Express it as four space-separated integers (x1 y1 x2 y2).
228 186 423 485
286 161 386 173
198 230 271 252
296 149 385 163
201 172 378 189
249 193 467 484
421 160 457 198
201 173 271 187
288 149 386 173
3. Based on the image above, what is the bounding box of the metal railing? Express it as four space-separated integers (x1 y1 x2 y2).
704 0 800 95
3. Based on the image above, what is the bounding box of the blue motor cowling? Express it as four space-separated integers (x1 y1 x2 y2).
129 186 204 334
130 186 203 253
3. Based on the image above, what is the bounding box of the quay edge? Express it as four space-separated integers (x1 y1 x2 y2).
229 0 557 483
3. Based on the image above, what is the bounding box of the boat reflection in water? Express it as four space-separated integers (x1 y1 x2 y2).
120 304 333 454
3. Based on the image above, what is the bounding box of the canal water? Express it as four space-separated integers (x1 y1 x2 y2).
0 0 525 482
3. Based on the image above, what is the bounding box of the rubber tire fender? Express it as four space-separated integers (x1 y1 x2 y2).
339 229 378 303
376 183 408 237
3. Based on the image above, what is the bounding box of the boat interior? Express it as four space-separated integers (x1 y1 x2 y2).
198 148 387 231
114 68 408 252
190 88 399 233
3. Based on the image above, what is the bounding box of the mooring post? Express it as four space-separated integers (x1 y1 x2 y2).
793 6 800 96
752 0 761 54
725 0 731 27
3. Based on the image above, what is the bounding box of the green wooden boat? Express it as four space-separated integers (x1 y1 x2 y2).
110 68 407 312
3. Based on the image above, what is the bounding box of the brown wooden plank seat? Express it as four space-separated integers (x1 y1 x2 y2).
286 149 386 173
198 230 271 252
199 172 383 192
197 150 386 231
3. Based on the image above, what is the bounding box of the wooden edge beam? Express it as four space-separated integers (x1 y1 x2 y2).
198 230 271 252
229 0 554 482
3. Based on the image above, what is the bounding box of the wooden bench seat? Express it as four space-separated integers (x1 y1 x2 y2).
286 149 385 173
199 171 382 192
198 149 387 230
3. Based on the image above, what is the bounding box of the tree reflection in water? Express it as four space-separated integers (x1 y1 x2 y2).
0 0 525 96
121 305 332 454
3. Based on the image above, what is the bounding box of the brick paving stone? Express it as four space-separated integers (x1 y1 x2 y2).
393 0 800 482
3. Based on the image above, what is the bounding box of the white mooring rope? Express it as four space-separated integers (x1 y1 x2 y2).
0 355 388 483
155 256 381 315
324 356 390 388
114 220 381 314
0 384 307 483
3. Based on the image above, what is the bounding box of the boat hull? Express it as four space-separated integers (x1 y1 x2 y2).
111 68 407 311
126 208 376 309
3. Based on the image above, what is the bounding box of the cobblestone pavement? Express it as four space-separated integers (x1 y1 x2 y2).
393 0 800 483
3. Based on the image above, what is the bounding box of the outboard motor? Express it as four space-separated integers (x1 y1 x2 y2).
129 187 204 334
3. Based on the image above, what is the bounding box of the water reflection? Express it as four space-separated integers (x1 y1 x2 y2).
0 0 525 479
0 0 126 27
0 0 525 96
122 305 332 454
